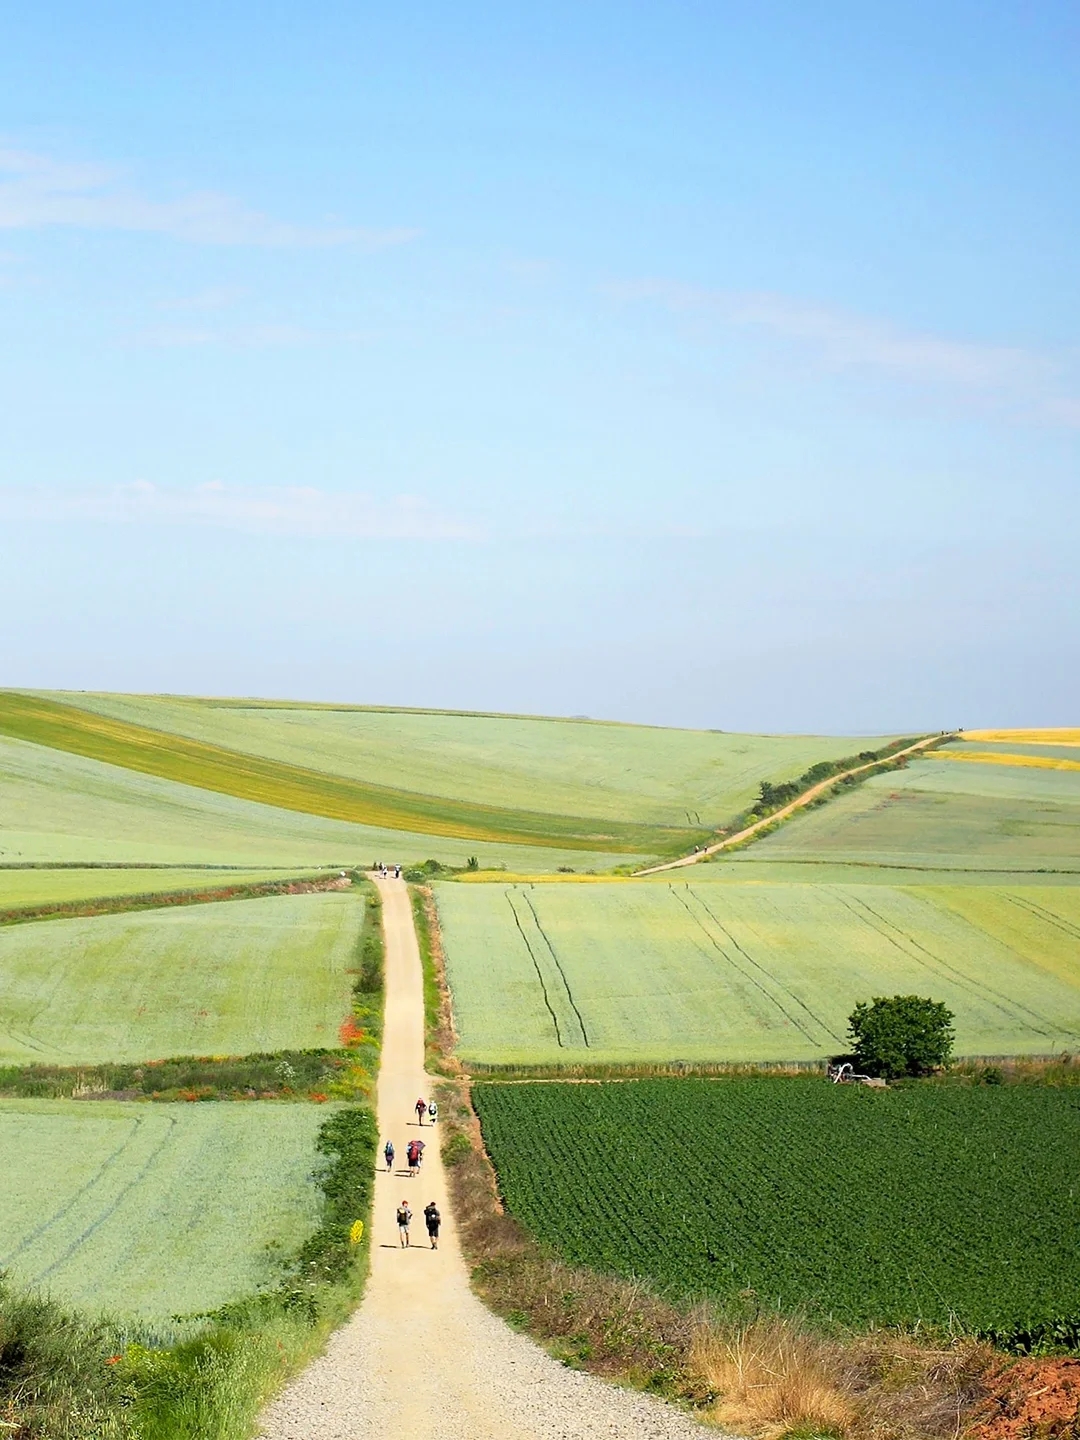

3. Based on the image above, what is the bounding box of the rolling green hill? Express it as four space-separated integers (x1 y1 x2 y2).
31 690 899 831
0 732 639 873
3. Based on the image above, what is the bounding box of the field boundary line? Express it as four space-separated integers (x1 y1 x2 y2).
0 873 351 930
634 733 947 875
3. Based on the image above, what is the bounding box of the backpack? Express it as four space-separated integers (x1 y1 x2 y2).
397 1207 410 1226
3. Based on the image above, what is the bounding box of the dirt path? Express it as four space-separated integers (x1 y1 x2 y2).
635 733 946 876
258 875 709 1440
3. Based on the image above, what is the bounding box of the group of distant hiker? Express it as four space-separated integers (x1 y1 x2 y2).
384 1095 441 1250
374 861 401 878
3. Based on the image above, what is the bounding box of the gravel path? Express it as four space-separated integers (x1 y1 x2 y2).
258 874 711 1440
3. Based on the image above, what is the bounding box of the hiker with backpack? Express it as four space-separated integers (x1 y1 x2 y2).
383 1140 395 1173
406 1139 418 1175
424 1200 441 1250
427 1099 438 1125
396 1200 412 1247
415 1096 427 1126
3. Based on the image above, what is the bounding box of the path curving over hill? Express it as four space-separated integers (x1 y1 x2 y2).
635 733 946 875
257 874 709 1440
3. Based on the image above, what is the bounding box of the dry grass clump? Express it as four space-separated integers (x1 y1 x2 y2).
691 1314 854 1437
693 1315 993 1439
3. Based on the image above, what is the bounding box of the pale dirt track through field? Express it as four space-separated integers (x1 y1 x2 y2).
258 874 710 1440
635 733 947 875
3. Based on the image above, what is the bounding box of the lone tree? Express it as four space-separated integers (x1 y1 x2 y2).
847 995 955 1079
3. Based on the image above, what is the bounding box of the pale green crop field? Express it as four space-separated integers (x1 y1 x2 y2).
731 756 1080 873
435 880 1080 1064
0 735 641 873
0 891 363 1064
61 691 898 829
0 1100 325 1318
0 866 320 912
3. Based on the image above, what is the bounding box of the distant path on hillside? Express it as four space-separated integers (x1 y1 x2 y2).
257 874 709 1440
635 734 946 877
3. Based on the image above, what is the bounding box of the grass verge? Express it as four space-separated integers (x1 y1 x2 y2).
410 883 458 1074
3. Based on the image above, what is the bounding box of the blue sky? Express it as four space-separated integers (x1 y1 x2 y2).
1 1 1077 730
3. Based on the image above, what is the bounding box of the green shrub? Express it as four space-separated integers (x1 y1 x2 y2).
848 995 955 1079
0 1278 132 1439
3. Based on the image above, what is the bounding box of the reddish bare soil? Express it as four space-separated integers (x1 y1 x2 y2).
967 1358 1080 1440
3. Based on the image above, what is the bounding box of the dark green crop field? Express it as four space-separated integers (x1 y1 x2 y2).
474 1078 1080 1339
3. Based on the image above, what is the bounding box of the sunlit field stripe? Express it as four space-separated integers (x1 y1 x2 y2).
925 750 1080 772
0 692 687 854
961 729 1080 747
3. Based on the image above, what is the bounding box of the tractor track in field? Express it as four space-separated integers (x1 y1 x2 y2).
0 1116 145 1268
668 885 821 1045
522 890 590 1047
506 889 566 1047
688 888 844 1046
32 1116 179 1285
1005 892 1080 942
833 890 1078 1042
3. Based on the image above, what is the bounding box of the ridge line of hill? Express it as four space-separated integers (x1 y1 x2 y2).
35 688 892 739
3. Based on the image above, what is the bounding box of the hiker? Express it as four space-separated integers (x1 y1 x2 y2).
427 1099 438 1125
394 864 401 879
415 1096 427 1125
413 1139 425 1173
424 1200 441 1250
383 1140 395 1173
406 1139 419 1175
396 1200 412 1247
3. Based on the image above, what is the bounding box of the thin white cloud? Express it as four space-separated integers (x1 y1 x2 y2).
0 481 482 541
610 279 1079 427
0 146 417 250
134 321 363 349
158 286 247 312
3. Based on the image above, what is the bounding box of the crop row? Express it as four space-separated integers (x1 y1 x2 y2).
474 1078 1080 1332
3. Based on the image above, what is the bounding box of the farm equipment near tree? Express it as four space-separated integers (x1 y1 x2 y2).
828 1062 887 1087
